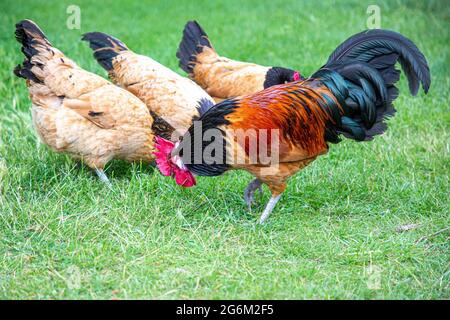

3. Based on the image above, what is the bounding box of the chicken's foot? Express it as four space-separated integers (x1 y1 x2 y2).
259 194 282 224
244 179 263 210
95 168 112 188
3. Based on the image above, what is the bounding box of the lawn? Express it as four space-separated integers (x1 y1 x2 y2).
0 0 448 299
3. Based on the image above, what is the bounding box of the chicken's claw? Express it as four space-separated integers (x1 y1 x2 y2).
243 179 263 210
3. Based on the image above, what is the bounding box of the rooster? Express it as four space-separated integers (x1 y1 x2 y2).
82 31 215 134
13 20 175 186
177 20 303 102
156 29 431 223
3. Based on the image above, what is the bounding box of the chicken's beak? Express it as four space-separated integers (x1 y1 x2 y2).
170 140 182 158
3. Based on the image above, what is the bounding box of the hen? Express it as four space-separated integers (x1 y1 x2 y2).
177 20 302 102
82 31 215 134
157 29 431 223
13 20 174 185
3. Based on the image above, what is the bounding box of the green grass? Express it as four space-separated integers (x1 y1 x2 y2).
0 0 448 299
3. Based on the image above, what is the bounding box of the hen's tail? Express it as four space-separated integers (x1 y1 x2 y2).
13 20 55 83
82 32 128 71
312 29 431 143
177 20 216 74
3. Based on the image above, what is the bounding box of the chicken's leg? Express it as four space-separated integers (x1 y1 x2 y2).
259 194 282 224
244 179 263 210
95 168 112 188
257 181 286 224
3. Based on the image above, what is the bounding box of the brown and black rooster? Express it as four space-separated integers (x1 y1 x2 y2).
156 29 431 223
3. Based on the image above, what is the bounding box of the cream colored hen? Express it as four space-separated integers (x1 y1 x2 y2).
14 20 173 185
176 21 302 102
82 31 215 135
